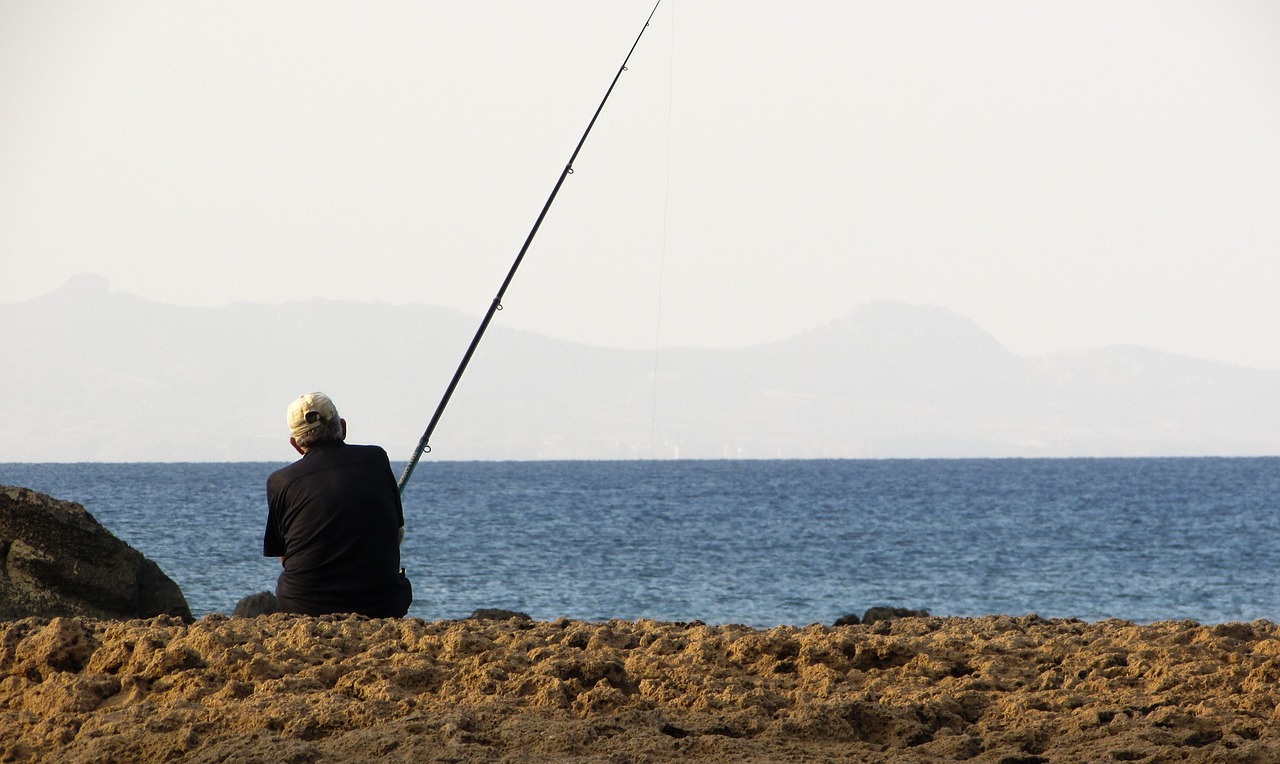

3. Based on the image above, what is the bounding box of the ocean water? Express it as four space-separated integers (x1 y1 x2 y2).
3 458 1278 626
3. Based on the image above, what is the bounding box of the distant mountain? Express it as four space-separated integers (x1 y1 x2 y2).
3 276 1278 461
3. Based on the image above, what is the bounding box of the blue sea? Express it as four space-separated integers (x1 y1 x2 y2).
3 458 1277 626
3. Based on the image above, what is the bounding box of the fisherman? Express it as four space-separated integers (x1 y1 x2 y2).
263 392 412 617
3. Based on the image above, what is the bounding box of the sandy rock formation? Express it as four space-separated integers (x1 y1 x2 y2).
1 613 1277 762
0 486 190 621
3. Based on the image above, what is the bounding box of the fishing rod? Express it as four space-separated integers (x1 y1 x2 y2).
398 0 662 494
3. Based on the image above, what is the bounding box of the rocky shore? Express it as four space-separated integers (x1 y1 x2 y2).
2 613 1277 763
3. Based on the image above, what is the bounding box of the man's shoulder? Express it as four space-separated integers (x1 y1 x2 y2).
268 442 390 484
332 443 391 467
278 442 389 472
343 443 390 458
267 457 307 492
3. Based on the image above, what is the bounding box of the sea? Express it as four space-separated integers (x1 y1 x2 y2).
3 458 1277 627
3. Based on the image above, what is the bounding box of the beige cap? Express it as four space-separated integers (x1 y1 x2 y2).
287 392 339 438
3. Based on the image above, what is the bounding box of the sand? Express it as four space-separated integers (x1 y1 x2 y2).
1 613 1278 763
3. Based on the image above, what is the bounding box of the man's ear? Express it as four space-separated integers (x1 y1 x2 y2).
340 418 348 440
289 436 304 456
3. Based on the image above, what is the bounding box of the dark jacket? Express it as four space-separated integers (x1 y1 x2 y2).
265 441 411 617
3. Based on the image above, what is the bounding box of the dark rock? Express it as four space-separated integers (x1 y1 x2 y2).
834 613 861 626
233 591 280 617
468 608 533 622
862 606 930 625
0 486 191 621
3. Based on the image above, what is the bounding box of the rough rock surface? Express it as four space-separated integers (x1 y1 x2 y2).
1 614 1277 762
0 487 190 621
837 606 932 626
233 592 280 618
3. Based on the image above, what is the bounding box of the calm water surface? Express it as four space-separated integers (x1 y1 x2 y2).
3 458 1277 626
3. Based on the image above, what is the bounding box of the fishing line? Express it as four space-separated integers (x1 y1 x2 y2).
648 1 676 460
398 0 663 494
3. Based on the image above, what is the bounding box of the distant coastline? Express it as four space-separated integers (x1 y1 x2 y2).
4 282 1278 461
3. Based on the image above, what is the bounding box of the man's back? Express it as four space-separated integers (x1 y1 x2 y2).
265 441 411 617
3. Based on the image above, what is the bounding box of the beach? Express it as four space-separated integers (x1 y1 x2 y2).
2 613 1277 763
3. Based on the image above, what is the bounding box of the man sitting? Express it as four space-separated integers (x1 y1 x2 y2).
264 392 412 618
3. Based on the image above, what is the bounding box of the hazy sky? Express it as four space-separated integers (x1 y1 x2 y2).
3 1 1278 368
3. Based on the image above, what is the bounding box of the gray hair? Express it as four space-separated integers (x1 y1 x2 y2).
293 416 344 452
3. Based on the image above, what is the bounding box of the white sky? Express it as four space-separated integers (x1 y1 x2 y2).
3 1 1279 368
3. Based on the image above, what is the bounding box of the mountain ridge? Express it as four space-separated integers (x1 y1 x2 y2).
3 277 1277 461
